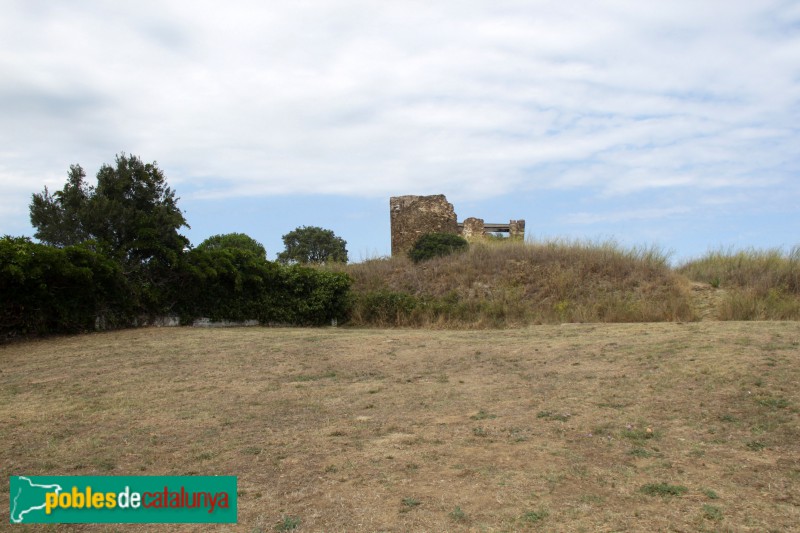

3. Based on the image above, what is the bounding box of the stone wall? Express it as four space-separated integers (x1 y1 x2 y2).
390 195 459 256
461 217 485 239
509 219 526 239
390 194 526 256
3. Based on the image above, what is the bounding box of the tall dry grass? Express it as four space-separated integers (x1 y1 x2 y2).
332 239 694 327
678 247 800 320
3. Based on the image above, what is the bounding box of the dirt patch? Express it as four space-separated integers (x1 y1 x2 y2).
689 281 728 320
1 323 798 531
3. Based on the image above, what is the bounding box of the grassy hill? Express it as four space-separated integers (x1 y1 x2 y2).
337 239 693 326
331 240 800 326
678 247 800 320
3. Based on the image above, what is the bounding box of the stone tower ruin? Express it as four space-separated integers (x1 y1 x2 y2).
390 195 459 256
390 194 525 256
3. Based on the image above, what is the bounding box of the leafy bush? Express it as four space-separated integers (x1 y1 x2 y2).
408 233 468 263
172 248 350 326
0 236 132 339
1 237 351 340
280 264 351 325
196 233 267 259
170 247 275 323
351 291 419 326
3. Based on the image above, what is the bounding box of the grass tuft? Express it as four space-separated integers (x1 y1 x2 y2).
521 509 549 523
640 483 688 497
274 516 301 531
401 497 421 511
449 506 467 522
537 410 571 422
702 504 724 521
470 409 497 420
628 447 654 458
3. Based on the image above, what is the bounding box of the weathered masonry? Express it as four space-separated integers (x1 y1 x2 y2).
390 194 525 256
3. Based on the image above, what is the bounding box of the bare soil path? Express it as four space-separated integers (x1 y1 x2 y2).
689 281 727 320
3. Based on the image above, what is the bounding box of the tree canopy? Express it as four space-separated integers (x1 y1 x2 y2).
30 153 189 269
197 233 267 259
4 154 354 339
277 226 348 264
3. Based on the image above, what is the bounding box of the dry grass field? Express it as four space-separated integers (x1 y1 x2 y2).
2 323 799 532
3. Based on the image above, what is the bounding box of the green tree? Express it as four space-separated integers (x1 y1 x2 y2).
277 226 348 264
30 153 189 269
29 164 91 246
197 233 267 259
408 232 468 263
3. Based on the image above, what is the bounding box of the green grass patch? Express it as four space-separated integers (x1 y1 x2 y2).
274 516 301 531
640 483 688 497
521 509 549 523
628 447 654 458
537 410 571 422
401 497 421 511
702 504 723 521
449 506 467 522
472 426 488 437
755 396 789 409
470 409 497 420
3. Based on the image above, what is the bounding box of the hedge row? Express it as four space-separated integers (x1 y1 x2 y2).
171 247 350 326
1 237 133 338
0 236 351 340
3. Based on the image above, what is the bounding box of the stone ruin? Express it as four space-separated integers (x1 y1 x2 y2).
390 194 525 256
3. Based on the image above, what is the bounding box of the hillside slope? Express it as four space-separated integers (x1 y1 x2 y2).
338 240 694 327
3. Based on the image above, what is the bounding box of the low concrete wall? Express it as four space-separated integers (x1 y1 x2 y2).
191 318 259 328
96 315 262 330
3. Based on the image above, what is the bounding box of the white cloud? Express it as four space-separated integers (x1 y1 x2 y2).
0 0 797 224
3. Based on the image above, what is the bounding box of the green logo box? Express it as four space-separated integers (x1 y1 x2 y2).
10 476 237 524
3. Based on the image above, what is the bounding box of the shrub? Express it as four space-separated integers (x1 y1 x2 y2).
170 247 277 323
0 236 132 339
280 264 351 325
1 237 352 340
196 233 267 259
350 291 419 326
408 233 468 263
171 248 351 326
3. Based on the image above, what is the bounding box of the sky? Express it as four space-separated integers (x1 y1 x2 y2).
1 0 798 263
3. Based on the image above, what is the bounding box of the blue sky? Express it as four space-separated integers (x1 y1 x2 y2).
1 0 798 263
